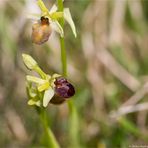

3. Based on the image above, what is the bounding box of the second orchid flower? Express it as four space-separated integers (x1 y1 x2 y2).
22 54 75 107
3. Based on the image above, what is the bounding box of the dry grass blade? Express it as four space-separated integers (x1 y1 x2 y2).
5 108 29 143
96 49 140 92
110 102 148 119
121 82 148 107
109 0 126 45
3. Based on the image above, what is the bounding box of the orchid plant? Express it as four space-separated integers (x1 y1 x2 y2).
22 0 78 147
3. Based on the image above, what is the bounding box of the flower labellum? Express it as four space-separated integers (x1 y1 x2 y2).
31 16 52 45
50 77 75 104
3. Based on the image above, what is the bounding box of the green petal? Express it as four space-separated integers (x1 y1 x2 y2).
26 75 45 84
64 8 77 38
43 87 54 107
38 81 50 92
37 0 48 14
50 12 63 20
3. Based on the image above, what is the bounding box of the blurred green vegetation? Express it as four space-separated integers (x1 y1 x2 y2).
0 0 148 147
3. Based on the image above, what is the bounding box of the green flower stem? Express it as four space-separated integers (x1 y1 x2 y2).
57 0 67 77
38 108 60 148
34 66 47 79
68 100 79 147
57 0 64 26
57 0 79 147
60 38 67 77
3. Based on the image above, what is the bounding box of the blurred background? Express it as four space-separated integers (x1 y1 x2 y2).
0 0 148 147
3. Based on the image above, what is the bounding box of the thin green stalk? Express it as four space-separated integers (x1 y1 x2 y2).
57 0 80 147
38 108 60 148
57 0 67 77
34 66 47 79
68 100 80 148
60 37 67 77
57 0 64 26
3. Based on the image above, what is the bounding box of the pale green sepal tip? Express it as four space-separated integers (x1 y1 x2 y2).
64 8 77 38
52 73 61 79
22 54 37 70
37 0 48 13
43 87 54 107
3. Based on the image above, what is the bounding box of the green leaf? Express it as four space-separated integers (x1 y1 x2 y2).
43 87 54 107
119 117 140 136
64 8 77 38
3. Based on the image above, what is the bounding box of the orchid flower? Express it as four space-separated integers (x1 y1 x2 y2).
31 0 77 44
22 54 75 107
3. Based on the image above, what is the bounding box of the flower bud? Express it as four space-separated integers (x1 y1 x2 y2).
50 77 75 104
31 16 52 45
22 54 37 70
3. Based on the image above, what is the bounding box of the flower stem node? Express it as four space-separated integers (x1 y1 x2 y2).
22 54 75 108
